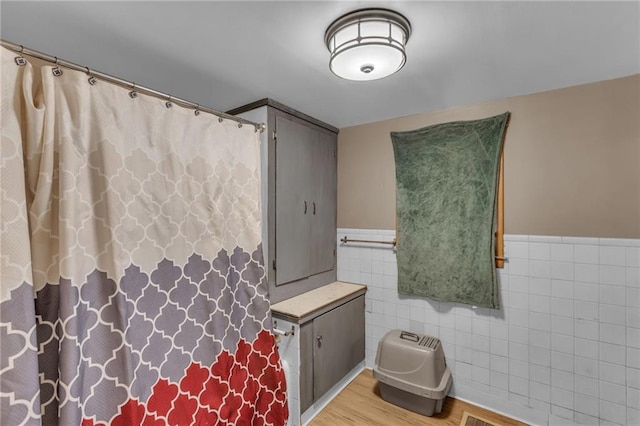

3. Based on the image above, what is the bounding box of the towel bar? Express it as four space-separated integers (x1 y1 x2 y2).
273 323 295 337
341 236 507 261
340 236 397 247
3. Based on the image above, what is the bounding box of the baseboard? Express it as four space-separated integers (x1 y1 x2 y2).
360 367 546 426
300 366 548 426
451 382 547 426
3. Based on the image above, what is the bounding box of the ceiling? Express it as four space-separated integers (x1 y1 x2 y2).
1 1 638 128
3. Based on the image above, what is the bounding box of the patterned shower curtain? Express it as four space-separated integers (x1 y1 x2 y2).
0 47 288 425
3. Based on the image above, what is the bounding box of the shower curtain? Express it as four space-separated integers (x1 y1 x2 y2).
0 47 288 425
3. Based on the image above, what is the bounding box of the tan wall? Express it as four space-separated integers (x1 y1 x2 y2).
337 74 640 238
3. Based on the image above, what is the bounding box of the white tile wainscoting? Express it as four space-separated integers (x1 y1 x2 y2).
336 229 640 426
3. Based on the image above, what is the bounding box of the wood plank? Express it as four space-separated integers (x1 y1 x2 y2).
495 145 505 269
495 114 510 269
309 369 528 426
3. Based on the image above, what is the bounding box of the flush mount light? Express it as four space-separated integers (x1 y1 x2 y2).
324 8 411 81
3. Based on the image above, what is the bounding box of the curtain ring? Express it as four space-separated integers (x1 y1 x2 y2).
14 45 27 66
86 67 97 85
194 104 200 116
129 82 138 99
52 57 63 76
165 95 173 109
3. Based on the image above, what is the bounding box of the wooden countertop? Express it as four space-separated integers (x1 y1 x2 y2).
271 281 367 323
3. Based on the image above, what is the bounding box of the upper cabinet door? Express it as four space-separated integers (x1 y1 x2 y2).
309 127 337 277
274 115 312 286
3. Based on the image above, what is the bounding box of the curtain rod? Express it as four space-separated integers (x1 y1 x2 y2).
1 39 265 133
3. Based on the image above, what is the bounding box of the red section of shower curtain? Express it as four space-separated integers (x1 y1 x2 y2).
81 330 287 426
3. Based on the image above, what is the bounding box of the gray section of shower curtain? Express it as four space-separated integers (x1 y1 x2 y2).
0 282 41 425
19 248 270 423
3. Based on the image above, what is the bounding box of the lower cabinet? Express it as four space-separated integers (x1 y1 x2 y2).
299 295 365 412
270 282 366 425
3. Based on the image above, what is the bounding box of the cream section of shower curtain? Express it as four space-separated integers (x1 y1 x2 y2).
1 46 43 424
0 46 287 425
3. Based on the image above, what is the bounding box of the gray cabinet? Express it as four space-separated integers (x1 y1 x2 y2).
299 295 365 413
275 114 337 285
270 282 367 424
228 99 338 304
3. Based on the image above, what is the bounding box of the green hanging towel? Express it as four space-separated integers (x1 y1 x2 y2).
391 112 509 309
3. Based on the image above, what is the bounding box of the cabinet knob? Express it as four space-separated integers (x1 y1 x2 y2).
316 335 323 346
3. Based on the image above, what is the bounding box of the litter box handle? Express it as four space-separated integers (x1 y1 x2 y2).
400 331 420 342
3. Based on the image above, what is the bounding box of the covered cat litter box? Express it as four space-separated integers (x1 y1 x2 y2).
373 330 452 416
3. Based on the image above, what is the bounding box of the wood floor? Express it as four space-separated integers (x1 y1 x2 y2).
309 370 528 426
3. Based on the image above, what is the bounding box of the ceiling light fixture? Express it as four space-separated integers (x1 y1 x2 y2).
324 8 411 81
